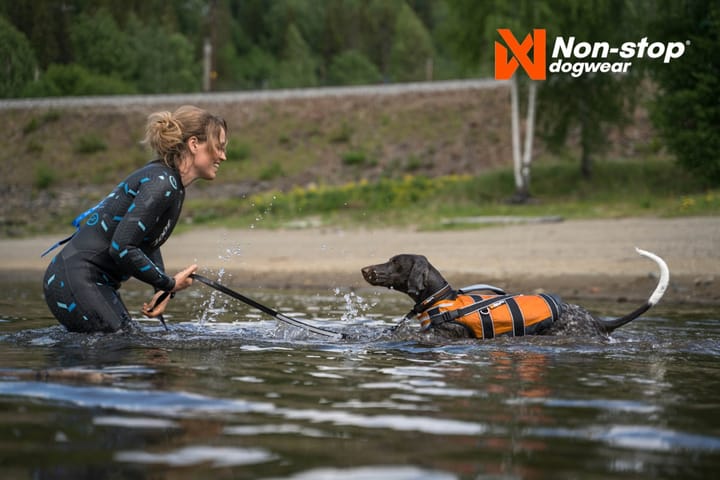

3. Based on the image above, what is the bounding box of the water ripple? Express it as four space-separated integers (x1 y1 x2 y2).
528 424 720 452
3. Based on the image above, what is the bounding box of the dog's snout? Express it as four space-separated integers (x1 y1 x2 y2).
361 266 375 282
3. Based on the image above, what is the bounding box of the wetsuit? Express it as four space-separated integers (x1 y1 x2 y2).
43 161 184 333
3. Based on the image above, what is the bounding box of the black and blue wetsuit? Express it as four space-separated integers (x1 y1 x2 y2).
43 160 184 332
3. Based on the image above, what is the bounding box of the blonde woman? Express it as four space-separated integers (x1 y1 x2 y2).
43 105 228 333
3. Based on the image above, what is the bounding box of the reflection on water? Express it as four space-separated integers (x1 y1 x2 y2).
0 278 719 479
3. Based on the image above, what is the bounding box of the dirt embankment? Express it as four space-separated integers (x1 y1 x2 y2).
1 82 654 237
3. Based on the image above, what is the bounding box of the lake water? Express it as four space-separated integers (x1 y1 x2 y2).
1 276 719 479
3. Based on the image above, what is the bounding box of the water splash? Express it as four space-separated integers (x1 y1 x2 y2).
198 268 227 326
333 288 376 323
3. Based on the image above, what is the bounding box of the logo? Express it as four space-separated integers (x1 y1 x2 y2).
495 29 547 80
494 29 687 80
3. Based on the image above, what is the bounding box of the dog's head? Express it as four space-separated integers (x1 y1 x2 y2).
361 254 446 301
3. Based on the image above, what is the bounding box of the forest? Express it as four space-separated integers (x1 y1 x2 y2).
1 0 718 183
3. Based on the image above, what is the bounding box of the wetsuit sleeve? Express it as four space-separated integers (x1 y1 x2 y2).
108 178 176 291
148 249 169 292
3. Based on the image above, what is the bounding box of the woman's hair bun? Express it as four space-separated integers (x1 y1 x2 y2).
143 111 184 159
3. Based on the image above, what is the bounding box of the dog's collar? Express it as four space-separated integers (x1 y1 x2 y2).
410 284 453 316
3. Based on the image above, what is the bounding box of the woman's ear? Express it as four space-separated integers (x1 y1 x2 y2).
188 136 198 154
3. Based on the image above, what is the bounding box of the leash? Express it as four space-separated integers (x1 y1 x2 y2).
190 274 345 340
144 291 171 331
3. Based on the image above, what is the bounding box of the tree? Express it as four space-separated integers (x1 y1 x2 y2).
648 0 720 184
273 23 318 88
446 0 551 201
361 0 405 80
389 2 435 82
328 50 382 86
538 0 642 179
68 8 136 81
0 16 36 98
126 16 199 93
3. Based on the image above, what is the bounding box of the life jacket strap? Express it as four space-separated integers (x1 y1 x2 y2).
411 284 452 315
427 294 515 329
40 199 106 258
40 233 77 258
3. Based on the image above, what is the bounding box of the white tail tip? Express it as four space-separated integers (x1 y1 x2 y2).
635 247 670 306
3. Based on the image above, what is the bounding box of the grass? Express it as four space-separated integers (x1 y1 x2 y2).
179 156 719 231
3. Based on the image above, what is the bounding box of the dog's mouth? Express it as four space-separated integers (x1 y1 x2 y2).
361 266 377 283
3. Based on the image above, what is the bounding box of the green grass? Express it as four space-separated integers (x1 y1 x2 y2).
180 157 719 231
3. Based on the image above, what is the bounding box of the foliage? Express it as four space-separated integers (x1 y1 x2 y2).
125 15 199 93
328 50 382 86
22 64 137 97
2 0 476 96
648 0 720 184
74 134 107 155
539 0 644 178
34 163 56 190
273 23 319 88
22 110 61 135
180 157 718 230
389 2 435 82
0 15 36 98
341 150 368 166
69 8 136 81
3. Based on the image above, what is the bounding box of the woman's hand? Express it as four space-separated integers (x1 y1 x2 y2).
142 290 171 318
172 263 198 292
142 264 198 317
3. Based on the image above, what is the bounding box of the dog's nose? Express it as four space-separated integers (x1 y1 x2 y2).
361 266 375 281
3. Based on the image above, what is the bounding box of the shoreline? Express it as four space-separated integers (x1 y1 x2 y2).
1 217 717 305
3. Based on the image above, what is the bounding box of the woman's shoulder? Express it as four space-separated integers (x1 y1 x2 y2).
124 160 183 192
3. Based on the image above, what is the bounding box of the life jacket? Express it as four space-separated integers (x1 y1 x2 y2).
417 291 563 339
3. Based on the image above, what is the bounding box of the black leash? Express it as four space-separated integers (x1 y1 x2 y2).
190 274 345 340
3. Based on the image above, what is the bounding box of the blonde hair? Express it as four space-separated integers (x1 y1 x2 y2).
142 105 227 168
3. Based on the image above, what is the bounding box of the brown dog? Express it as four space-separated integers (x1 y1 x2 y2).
361 248 669 339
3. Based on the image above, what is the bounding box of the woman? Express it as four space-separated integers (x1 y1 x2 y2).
43 105 228 333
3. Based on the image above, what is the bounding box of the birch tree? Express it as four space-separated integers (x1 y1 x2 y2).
447 0 551 202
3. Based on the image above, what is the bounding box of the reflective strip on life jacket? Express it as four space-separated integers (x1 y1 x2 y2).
418 293 562 339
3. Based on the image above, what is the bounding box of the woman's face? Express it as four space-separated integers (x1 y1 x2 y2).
192 128 227 181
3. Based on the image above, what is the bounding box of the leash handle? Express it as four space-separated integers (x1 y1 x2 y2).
190 274 344 340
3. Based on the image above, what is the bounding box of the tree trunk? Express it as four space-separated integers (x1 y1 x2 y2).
580 109 593 179
510 75 523 194
508 77 536 203
521 80 537 192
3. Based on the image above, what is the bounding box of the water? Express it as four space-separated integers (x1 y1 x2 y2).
1 277 719 479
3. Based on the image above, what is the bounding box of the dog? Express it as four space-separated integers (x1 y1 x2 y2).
361 248 669 339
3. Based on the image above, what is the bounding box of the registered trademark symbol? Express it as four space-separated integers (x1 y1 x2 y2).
686 40 691 46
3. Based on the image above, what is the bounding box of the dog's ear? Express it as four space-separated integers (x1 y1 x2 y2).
407 256 429 296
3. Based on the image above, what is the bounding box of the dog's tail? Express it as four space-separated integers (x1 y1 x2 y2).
600 247 670 332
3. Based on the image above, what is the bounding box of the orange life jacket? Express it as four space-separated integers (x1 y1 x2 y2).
417 293 562 339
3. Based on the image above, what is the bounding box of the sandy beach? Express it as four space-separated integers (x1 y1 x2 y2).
2 216 718 305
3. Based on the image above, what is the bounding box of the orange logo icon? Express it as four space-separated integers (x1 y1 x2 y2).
495 29 547 80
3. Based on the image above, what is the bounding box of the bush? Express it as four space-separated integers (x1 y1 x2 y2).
227 142 251 161
74 134 107 154
23 64 137 97
259 162 285 180
34 164 56 190
328 50 382 86
341 150 367 166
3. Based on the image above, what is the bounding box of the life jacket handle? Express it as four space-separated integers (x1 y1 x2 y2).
458 284 506 295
